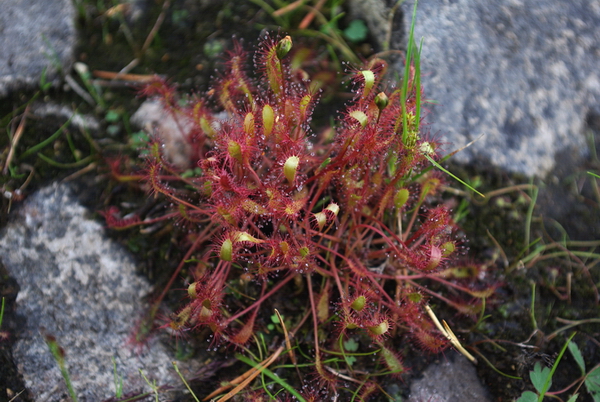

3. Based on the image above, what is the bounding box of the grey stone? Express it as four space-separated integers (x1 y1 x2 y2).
350 0 600 177
32 103 101 133
131 100 195 170
0 183 191 401
408 352 492 402
0 0 76 97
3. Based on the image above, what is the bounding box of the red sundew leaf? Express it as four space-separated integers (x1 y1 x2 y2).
101 207 141 230
228 311 257 346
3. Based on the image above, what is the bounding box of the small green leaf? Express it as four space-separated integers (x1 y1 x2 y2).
345 355 357 366
530 362 552 394
107 124 120 136
270 313 281 324
105 110 121 123
130 131 150 148
181 167 202 178
343 338 359 352
568 340 585 376
585 366 600 398
566 394 579 402
343 20 368 43
516 391 539 402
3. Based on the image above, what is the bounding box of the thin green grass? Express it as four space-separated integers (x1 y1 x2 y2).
400 0 418 147
0 298 4 328
112 357 124 399
19 114 75 160
235 354 307 402
401 0 484 197
524 183 539 254
172 361 200 402
43 334 78 402
139 369 160 402
424 154 485 198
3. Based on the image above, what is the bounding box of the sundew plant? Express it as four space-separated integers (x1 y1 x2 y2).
105 14 495 400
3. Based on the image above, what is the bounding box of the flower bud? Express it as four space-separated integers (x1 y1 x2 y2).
374 92 389 111
276 35 293 60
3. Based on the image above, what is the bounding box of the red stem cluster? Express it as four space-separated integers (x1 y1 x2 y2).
107 33 496 398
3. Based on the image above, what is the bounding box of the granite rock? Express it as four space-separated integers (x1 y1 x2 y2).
349 0 600 177
408 352 493 402
0 183 189 401
0 0 76 97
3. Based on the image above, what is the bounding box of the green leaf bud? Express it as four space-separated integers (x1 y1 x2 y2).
407 292 423 304
350 110 368 127
233 231 264 244
220 238 233 261
441 241 456 257
188 282 198 298
227 140 243 163
299 246 310 258
425 245 443 271
243 112 255 135
394 188 410 209
279 241 290 254
361 70 375 98
283 155 300 184
313 211 327 231
325 202 340 217
381 346 406 374
350 295 366 312
262 104 274 137
199 116 216 138
368 319 389 336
